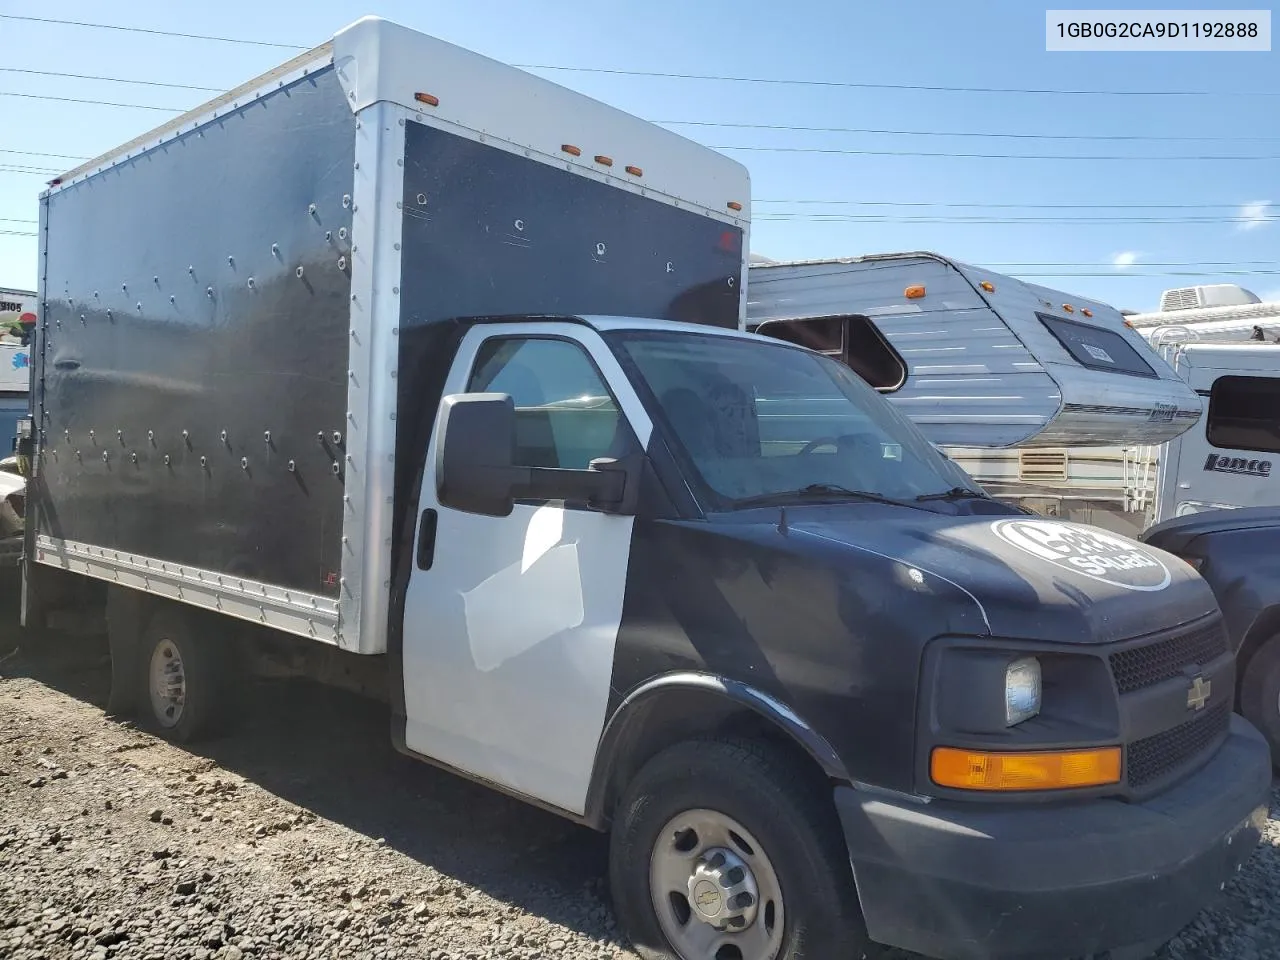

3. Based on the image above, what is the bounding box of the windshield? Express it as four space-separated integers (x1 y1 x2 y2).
607 329 978 509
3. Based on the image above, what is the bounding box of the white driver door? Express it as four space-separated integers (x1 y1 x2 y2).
402 322 652 815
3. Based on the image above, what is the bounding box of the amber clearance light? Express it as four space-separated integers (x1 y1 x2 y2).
931 746 1121 791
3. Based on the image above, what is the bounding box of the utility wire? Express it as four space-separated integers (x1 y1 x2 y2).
756 214 1277 224
6 94 1279 161
0 67 223 93
0 91 181 112
7 70 1279 142
2 13 1276 97
755 200 1265 209
658 120 1280 143
2 63 1278 142
0 149 90 162
0 14 307 50
714 144 1280 161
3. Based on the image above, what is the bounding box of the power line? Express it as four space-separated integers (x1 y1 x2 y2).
0 91 181 112
0 230 38 237
659 120 1280 143
1010 270 1280 278
2 13 1275 98
982 261 1280 267
7 68 1276 143
756 214 1277 224
1 64 1275 143
0 218 37 224
0 14 306 50
520 64 1275 98
0 164 61 175
755 200 1262 209
9 90 1279 161
716 144 1280 161
0 149 90 162
0 67 222 93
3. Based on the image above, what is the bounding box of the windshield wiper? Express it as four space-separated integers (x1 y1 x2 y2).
914 486 990 503
733 483 908 509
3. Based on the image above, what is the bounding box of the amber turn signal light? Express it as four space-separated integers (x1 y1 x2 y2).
904 285 926 300
931 746 1121 791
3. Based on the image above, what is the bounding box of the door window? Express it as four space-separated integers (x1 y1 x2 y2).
468 337 627 470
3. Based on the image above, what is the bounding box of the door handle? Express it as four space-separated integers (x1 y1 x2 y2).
416 509 438 571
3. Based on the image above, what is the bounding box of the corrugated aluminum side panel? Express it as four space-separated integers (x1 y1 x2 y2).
748 257 1062 447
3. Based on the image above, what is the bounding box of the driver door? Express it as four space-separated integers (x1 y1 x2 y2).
402 322 652 815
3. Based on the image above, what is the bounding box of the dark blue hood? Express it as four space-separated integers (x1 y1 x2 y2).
786 507 1216 645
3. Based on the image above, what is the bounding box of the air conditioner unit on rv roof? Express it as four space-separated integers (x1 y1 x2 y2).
1159 284 1262 312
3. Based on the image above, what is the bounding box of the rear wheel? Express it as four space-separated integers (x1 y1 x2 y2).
135 608 229 743
1239 633 1280 764
609 738 870 960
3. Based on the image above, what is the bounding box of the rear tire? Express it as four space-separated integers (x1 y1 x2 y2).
135 607 229 743
609 738 870 960
1239 634 1280 765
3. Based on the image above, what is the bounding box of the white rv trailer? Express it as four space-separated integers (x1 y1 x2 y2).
746 253 1201 449
949 337 1280 537
1126 284 1280 344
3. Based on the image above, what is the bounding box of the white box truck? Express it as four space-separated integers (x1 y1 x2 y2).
19 17 1271 960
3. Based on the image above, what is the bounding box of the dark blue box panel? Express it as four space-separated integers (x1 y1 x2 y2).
35 68 355 596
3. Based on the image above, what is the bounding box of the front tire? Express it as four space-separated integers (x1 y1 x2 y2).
1240 633 1280 764
135 608 229 743
609 738 870 960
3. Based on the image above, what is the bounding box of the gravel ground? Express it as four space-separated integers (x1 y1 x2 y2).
2 626 1280 960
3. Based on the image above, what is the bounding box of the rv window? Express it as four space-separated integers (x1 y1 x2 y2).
1207 375 1280 455
755 315 906 393
1036 313 1157 378
760 317 844 354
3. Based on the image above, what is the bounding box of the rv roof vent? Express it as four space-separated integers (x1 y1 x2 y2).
1018 450 1068 483
1159 284 1261 312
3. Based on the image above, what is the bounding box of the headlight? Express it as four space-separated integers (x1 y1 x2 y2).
1005 657 1042 726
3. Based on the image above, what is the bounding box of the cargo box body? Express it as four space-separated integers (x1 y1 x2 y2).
30 17 749 654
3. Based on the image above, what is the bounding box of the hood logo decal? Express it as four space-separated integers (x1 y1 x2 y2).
991 519 1172 592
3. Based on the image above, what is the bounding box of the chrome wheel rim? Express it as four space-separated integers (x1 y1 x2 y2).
650 809 784 960
148 639 186 729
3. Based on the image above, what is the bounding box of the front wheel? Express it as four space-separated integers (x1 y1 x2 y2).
609 738 870 960
1239 633 1280 764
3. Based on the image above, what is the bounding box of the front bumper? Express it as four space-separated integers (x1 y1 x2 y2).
837 715 1272 960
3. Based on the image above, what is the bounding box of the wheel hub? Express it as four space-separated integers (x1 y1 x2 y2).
148 639 187 728
650 809 783 960
686 848 759 930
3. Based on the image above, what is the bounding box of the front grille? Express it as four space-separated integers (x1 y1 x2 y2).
1109 620 1228 695
1127 700 1230 788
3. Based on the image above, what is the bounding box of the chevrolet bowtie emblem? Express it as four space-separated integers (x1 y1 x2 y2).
1187 675 1212 712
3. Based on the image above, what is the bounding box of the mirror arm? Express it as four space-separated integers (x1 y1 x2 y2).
518 466 627 508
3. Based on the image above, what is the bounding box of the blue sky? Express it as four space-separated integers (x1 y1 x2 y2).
0 0 1275 310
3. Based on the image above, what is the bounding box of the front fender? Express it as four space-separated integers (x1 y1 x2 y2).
583 671 849 828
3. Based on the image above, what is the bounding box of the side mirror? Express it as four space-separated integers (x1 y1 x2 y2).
436 394 519 517
435 393 637 518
